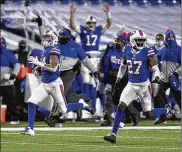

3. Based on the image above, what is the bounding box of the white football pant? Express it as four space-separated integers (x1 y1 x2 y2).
28 78 67 114
119 83 152 112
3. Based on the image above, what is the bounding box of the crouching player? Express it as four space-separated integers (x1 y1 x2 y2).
103 30 172 143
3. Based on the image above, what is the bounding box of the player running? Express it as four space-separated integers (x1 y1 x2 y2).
103 30 172 143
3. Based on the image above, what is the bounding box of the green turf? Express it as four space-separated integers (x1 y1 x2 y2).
1 121 181 152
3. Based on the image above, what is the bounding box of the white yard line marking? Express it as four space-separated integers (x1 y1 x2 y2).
1 142 180 150
1 132 180 140
1 126 181 131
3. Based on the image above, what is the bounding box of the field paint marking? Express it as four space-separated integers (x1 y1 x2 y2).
1 126 181 131
1 142 180 150
1 132 180 140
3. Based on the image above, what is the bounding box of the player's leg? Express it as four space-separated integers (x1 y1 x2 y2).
21 83 49 136
104 83 137 143
140 85 170 124
89 76 97 111
81 64 90 97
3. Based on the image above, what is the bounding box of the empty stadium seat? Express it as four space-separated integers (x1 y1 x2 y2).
119 0 136 6
71 0 86 5
165 0 180 6
61 0 70 5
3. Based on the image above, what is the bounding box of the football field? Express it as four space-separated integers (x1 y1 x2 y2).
1 121 181 152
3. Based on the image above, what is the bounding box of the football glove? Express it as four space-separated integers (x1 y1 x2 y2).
28 56 44 67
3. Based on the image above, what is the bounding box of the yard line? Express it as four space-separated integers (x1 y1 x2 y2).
1 142 180 150
1 126 181 131
1 132 180 140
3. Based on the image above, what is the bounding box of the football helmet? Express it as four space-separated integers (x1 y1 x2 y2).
85 15 97 30
130 30 147 50
42 30 58 47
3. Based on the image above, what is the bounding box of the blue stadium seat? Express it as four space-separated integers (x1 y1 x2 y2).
88 0 103 5
119 0 136 6
61 0 70 5
72 0 86 5
136 0 151 6
105 0 118 6
150 0 166 6
44 0 54 3
31 0 38 4
165 0 181 6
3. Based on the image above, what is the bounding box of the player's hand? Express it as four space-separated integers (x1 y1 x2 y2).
28 56 44 67
112 83 120 96
32 66 41 77
70 4 77 14
4 74 11 80
93 72 104 79
32 15 42 26
103 2 110 13
152 76 161 84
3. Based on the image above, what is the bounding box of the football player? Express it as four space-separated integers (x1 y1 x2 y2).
20 30 95 136
70 3 112 110
103 30 172 143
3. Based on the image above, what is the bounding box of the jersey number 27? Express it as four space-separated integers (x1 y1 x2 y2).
127 60 142 74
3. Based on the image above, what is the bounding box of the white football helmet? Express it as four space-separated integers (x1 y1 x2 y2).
42 30 58 47
85 15 97 30
130 30 147 50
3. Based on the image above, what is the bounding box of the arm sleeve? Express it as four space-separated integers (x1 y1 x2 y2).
12 63 21 76
49 47 61 56
76 44 87 60
81 56 97 73
74 25 81 34
147 48 155 58
9 52 21 76
117 63 127 79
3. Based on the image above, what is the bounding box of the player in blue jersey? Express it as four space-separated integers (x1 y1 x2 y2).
20 30 95 136
103 30 171 143
70 3 112 111
152 29 181 124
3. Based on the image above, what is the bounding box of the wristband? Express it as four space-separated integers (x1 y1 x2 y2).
106 12 111 19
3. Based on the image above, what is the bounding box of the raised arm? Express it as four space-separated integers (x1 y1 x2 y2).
70 4 81 33
102 3 112 32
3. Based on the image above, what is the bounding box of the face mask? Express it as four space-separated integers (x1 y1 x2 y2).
115 43 121 50
58 37 69 44
156 40 164 47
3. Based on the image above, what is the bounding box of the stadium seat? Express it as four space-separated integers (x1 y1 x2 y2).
71 0 86 5
150 0 166 6
119 0 136 6
61 0 70 5
165 0 181 6
89 0 103 5
104 0 118 6
136 0 151 6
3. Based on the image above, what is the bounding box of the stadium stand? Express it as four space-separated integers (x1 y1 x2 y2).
1 0 181 50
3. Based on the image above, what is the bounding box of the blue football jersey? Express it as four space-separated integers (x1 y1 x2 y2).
41 46 61 83
125 45 155 83
103 47 125 83
79 25 103 52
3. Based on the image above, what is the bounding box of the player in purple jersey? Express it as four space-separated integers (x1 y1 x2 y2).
70 3 112 111
103 30 172 143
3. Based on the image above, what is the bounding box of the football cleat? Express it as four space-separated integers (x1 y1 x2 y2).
103 133 116 144
20 127 34 136
100 120 112 126
154 114 166 124
10 120 20 125
45 116 59 127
